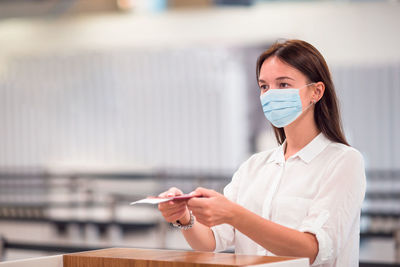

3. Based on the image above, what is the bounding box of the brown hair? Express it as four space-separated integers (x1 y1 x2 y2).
256 39 349 146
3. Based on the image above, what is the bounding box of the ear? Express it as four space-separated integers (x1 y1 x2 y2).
312 82 325 103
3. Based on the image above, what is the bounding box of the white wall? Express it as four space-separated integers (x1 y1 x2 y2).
0 48 249 174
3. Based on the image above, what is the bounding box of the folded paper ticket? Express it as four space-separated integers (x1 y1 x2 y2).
130 194 200 205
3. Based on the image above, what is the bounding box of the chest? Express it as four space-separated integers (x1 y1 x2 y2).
235 160 325 227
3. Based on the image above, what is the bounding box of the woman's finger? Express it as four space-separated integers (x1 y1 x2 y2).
190 187 219 198
159 200 186 212
187 197 211 209
159 187 183 197
164 208 188 222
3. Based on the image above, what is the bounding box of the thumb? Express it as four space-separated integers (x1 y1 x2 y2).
159 187 183 197
191 187 219 198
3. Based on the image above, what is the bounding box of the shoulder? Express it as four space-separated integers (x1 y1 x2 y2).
237 147 278 172
323 142 366 187
228 147 278 187
326 142 364 165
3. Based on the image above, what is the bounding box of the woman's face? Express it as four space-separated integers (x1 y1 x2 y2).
258 56 314 107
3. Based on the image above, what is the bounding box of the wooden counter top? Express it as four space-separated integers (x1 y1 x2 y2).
63 248 309 267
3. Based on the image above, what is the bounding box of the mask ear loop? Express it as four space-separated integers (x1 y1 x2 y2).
301 84 318 111
302 100 315 112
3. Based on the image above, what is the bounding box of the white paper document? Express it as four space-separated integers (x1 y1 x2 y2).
130 194 200 205
130 198 173 205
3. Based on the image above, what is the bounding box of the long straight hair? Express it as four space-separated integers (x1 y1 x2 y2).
256 40 349 146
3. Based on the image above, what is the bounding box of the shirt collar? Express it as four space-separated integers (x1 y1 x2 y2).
267 132 332 165
267 143 286 165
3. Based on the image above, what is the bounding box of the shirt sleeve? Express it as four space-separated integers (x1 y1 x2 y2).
211 162 244 252
298 148 366 266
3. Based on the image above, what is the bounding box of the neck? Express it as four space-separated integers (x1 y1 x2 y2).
283 109 320 160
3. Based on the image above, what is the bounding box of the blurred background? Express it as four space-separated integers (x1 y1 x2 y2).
0 0 399 266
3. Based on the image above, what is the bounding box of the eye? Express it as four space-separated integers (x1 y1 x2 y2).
279 83 290 88
259 84 269 91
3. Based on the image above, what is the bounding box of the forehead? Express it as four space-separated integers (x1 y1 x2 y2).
259 56 305 82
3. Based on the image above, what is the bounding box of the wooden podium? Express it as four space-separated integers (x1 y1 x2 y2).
63 248 309 267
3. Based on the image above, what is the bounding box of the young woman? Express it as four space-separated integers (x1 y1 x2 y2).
158 40 366 267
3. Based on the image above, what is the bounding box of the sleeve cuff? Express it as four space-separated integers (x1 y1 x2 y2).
299 225 334 266
211 224 235 252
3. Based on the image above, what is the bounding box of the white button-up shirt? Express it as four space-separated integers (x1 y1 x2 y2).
211 133 366 266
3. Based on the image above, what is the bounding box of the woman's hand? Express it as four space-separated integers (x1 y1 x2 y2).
158 187 191 224
187 187 236 227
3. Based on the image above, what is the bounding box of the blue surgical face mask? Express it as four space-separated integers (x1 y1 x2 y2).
260 83 315 128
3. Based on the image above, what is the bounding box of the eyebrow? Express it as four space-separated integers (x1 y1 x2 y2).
258 76 295 83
